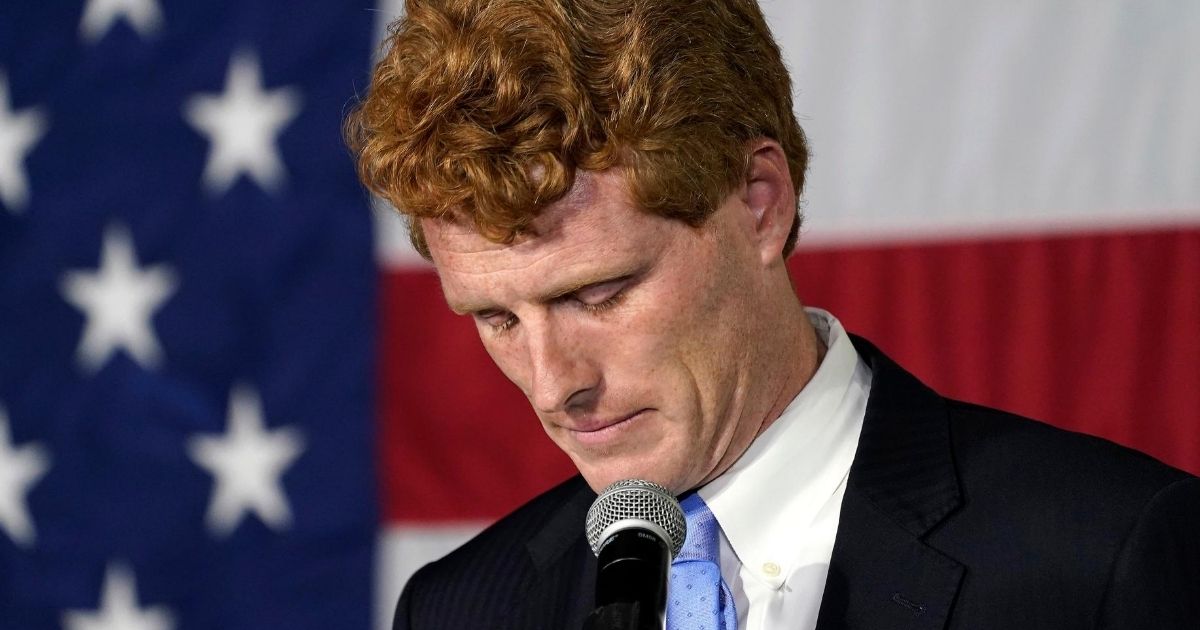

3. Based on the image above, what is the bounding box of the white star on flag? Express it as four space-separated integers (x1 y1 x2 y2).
0 403 51 549
59 224 178 374
62 563 175 630
79 0 164 43
188 385 305 537
0 71 48 213
183 51 302 196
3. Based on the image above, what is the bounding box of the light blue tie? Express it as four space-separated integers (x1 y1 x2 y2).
666 493 737 630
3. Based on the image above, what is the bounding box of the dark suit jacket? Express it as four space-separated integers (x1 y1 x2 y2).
394 336 1200 629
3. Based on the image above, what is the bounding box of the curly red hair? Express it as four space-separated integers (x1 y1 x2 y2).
345 0 809 259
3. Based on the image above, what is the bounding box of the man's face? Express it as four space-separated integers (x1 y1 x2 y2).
423 169 775 494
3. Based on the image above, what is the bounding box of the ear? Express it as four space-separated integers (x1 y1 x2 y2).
740 139 797 267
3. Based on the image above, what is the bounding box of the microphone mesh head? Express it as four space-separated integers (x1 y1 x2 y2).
585 479 686 558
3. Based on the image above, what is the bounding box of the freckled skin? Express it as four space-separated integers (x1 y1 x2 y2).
423 143 823 494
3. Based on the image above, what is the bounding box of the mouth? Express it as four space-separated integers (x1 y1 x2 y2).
567 409 649 446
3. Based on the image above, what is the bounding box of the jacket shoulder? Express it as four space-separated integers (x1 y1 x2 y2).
930 400 1196 627
944 399 1191 499
394 475 595 630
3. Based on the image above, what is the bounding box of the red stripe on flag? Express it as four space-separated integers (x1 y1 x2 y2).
794 225 1200 476
379 225 1200 524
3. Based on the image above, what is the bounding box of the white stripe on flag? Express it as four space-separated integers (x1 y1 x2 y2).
767 1 1200 241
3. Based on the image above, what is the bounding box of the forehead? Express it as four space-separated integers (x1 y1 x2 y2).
424 170 666 267
422 169 675 306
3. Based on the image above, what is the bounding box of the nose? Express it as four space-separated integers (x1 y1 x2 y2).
525 319 599 414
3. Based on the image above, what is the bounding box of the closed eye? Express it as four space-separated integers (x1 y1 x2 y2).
579 292 624 314
476 309 518 333
471 274 636 334
571 277 630 312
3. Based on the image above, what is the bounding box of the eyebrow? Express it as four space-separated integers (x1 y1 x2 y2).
448 268 640 316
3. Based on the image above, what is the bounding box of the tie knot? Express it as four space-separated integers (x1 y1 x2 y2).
676 493 721 563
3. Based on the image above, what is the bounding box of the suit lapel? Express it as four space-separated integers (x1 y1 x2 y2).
507 478 597 630
816 336 966 630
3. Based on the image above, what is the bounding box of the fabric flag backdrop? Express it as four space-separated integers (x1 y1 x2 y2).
0 1 377 628
0 2 1196 630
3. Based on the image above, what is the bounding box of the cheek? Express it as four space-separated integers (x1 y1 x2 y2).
597 304 689 377
629 273 748 433
623 274 731 375
594 303 713 414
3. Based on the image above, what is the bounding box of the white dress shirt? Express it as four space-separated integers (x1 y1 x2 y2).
698 308 871 630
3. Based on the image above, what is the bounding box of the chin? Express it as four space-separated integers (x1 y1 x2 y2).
576 456 692 496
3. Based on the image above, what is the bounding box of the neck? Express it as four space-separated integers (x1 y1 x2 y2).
697 292 825 489
755 298 825 439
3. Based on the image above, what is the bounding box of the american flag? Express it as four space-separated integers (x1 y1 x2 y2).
2 2 1199 630
1 1 375 628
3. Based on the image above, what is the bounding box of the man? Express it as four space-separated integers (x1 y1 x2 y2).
346 1 1200 628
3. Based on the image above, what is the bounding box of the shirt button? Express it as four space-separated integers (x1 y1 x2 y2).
762 562 781 577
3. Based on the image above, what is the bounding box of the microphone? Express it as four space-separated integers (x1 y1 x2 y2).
583 479 687 630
